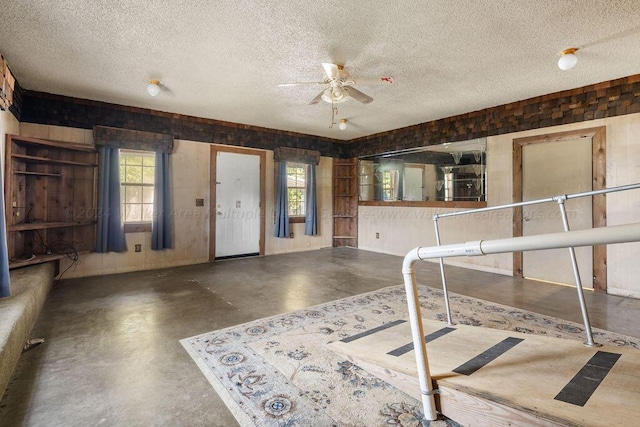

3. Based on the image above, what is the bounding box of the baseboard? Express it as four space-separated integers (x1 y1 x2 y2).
607 287 640 299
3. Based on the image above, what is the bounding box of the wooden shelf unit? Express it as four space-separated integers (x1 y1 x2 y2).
332 158 358 247
4 134 98 269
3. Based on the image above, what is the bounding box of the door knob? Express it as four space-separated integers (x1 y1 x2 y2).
524 216 530 222
217 211 223 216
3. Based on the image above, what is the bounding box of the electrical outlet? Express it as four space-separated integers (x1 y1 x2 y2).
134 244 142 252
376 232 380 239
195 198 204 207
290 232 294 239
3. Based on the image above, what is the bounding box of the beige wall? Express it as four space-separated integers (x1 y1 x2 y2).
13 114 640 296
358 113 640 298
17 124 332 278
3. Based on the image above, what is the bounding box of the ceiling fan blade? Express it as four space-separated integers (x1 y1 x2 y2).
346 76 394 85
322 63 340 80
342 86 374 104
308 89 325 105
278 81 326 87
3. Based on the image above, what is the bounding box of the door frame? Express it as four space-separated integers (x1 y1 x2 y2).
512 126 607 291
209 145 266 261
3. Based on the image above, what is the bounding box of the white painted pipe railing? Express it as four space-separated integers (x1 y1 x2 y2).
402 222 640 421
432 182 640 345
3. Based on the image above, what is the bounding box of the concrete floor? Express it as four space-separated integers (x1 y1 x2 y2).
1 247 640 426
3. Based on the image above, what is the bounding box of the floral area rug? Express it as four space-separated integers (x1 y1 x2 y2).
180 285 639 427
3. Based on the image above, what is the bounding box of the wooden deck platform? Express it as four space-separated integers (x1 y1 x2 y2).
327 319 640 426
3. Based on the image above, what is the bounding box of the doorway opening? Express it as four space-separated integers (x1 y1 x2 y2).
512 127 606 291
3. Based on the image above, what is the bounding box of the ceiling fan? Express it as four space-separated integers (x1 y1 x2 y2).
279 63 393 105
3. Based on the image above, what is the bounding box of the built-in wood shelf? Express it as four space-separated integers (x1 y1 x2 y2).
8 253 67 269
333 158 358 247
8 220 97 232
4 134 98 270
12 153 97 167
14 171 62 177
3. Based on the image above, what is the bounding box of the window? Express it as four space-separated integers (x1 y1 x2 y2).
381 170 397 201
286 163 306 217
120 150 155 223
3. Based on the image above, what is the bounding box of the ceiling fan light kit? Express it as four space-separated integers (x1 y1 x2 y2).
147 79 161 96
338 119 347 130
279 62 393 105
558 48 579 70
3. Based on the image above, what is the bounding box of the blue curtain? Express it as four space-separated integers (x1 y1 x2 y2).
1 159 10 298
304 164 317 236
95 147 127 253
274 161 289 238
152 152 172 250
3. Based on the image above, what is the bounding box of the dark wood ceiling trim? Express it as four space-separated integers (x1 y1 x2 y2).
20 91 348 158
346 74 640 158
18 73 640 159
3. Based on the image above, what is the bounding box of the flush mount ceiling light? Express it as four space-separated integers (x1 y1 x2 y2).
147 79 161 96
558 48 579 71
338 119 347 130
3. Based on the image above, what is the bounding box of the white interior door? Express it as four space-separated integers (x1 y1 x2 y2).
215 152 260 258
522 138 593 287
403 167 424 201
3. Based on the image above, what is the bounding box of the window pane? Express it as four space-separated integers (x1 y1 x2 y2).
120 164 126 183
125 165 142 184
143 186 154 204
125 186 142 203
124 203 141 222
142 204 154 222
143 155 155 167
126 155 143 166
142 166 155 184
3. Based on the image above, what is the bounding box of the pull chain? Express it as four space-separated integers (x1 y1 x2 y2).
329 103 338 128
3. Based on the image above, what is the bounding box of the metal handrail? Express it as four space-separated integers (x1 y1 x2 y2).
402 222 640 421
432 182 640 345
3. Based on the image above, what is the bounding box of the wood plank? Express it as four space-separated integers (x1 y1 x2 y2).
327 319 640 427
8 253 66 269
14 171 62 177
8 134 96 152
11 153 98 167
359 200 487 208
8 221 96 232
592 127 607 291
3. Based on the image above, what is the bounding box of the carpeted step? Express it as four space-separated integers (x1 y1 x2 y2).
0 263 55 399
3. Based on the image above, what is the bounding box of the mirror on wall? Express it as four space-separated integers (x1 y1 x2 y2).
358 138 486 202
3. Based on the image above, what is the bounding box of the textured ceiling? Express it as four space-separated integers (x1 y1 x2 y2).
2 1 640 141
